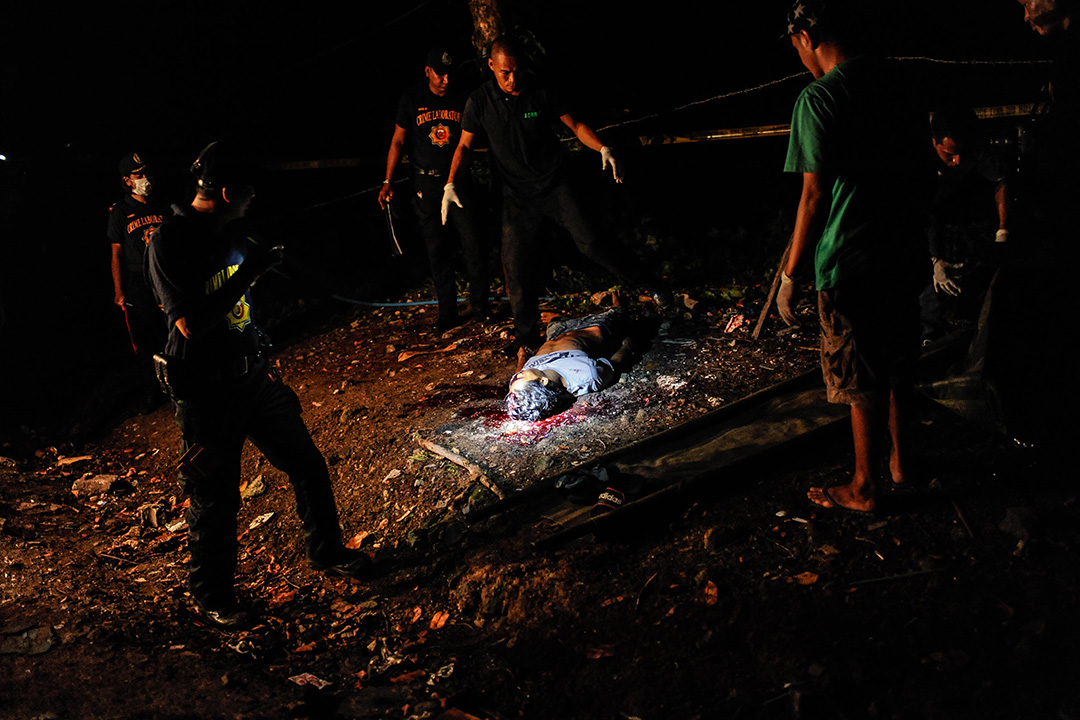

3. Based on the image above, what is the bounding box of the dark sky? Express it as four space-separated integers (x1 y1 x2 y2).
1 0 1051 170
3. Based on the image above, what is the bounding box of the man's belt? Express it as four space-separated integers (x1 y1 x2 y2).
413 167 446 178
154 351 263 398
230 352 262 379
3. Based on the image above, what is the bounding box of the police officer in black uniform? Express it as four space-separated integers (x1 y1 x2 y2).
379 46 490 330
148 141 372 629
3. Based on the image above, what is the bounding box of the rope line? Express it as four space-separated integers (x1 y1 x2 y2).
599 55 1052 133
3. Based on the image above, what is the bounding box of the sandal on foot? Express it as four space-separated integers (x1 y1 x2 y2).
809 482 877 517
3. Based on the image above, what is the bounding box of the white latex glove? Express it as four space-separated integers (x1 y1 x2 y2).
777 271 799 327
600 146 622 183
441 183 462 225
932 257 963 296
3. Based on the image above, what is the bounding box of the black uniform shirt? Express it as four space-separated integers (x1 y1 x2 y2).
928 149 1006 261
107 194 170 274
461 78 569 196
395 82 467 172
148 206 261 371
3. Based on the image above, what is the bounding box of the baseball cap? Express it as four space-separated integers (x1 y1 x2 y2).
425 46 454 74
118 152 148 176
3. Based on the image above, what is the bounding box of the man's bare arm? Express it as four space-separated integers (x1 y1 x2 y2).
378 125 408 209
111 243 125 307
559 113 604 152
561 114 621 182
778 172 826 326
995 179 1011 240
785 172 826 278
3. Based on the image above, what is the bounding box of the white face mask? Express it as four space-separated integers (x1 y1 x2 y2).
131 176 152 196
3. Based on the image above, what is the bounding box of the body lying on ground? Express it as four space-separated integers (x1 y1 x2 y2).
505 307 635 421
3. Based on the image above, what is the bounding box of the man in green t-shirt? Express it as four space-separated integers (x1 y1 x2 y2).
777 0 925 515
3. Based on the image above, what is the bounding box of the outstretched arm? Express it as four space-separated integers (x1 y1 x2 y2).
561 113 622 182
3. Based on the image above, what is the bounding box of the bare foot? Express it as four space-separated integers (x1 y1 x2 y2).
808 482 876 514
889 454 906 486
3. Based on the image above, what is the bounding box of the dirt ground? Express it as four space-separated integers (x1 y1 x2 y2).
2 290 1078 720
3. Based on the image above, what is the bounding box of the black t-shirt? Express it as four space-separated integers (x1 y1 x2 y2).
395 83 467 172
461 78 569 196
928 149 1006 260
148 206 260 370
106 194 170 274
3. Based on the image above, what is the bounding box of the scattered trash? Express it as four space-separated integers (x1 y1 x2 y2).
398 343 458 363
345 531 369 549
138 503 164 528
249 512 275 530
430 663 454 682
56 455 93 467
656 375 687 392
71 474 132 497
390 669 426 684
240 475 266 500
166 518 188 533
289 672 332 689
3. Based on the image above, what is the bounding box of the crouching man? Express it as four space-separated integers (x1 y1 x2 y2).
505 307 635 421
148 141 373 630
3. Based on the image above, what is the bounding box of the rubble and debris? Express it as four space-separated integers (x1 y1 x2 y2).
288 672 332 689
71 474 133 496
0 623 54 656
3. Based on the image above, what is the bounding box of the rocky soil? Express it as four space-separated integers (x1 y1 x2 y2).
2 291 1078 720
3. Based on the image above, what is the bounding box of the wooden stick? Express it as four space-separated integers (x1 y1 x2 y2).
752 233 794 341
416 437 505 500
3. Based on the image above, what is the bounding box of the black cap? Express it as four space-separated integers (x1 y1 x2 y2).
118 152 148 176
190 140 254 192
425 46 454 74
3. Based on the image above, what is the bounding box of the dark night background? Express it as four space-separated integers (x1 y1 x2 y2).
0 1 1054 440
